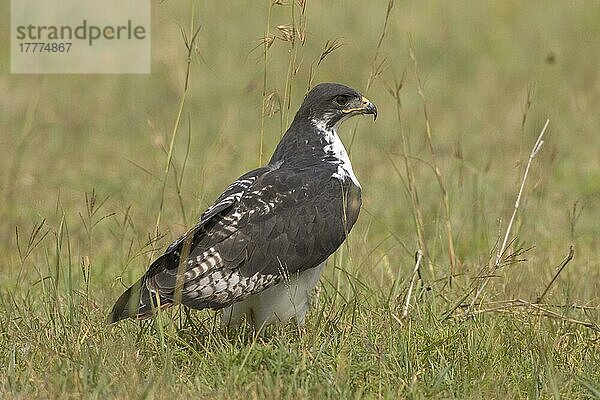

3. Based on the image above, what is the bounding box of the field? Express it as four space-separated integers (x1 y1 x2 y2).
1 1 599 398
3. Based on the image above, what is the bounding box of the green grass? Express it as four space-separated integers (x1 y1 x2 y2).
1 1 599 398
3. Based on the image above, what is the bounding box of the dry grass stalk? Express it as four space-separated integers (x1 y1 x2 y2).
281 0 307 128
366 0 394 91
275 24 295 42
386 76 431 275
496 119 549 266
401 250 423 318
521 83 536 135
408 39 458 284
348 0 394 154
471 119 550 307
462 298 599 311
465 298 599 332
259 2 275 165
536 245 575 303
151 9 202 263
307 39 343 92
518 84 536 165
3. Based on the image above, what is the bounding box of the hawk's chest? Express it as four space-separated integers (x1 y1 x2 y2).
318 127 361 189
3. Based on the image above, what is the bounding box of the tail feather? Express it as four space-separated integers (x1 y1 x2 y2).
106 277 171 324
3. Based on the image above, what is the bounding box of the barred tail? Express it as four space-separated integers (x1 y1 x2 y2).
106 277 171 324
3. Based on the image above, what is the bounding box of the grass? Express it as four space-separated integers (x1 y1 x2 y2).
1 1 599 398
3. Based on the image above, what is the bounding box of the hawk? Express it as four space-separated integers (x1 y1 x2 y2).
107 82 377 329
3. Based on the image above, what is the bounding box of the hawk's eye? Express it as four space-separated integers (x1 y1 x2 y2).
334 95 351 106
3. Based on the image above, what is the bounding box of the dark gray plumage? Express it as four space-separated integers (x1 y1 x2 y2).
108 83 377 328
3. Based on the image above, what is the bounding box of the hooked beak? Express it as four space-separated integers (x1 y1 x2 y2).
342 95 378 121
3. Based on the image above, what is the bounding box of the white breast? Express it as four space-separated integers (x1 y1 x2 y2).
312 118 361 188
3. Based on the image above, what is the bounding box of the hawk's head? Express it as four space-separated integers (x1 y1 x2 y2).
294 83 377 130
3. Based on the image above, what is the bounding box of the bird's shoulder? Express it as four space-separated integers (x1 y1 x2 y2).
238 163 343 208
198 166 271 225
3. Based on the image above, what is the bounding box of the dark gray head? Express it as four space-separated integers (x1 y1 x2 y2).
269 82 377 167
292 83 377 130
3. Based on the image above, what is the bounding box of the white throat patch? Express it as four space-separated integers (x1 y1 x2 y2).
311 117 361 188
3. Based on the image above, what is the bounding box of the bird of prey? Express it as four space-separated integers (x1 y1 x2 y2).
107 82 377 329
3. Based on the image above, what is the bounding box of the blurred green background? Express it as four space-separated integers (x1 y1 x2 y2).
2 0 598 292
1 1 598 398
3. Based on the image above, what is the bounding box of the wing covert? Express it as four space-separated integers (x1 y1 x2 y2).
145 164 361 310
